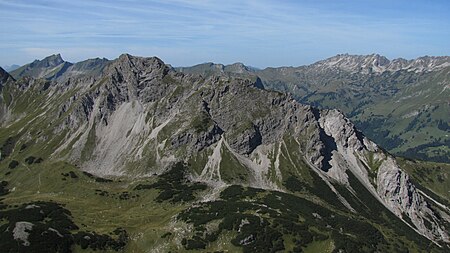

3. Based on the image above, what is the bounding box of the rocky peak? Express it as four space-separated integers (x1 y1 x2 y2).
313 54 389 74
224 62 250 73
212 63 225 71
368 53 390 66
112 54 168 74
32 53 65 68
10 54 72 80
403 56 450 72
52 58 111 83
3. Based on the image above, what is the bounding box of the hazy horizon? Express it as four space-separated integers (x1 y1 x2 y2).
4 52 450 71
1 0 449 68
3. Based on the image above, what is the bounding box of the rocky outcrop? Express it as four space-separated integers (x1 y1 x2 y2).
302 108 449 244
377 157 450 243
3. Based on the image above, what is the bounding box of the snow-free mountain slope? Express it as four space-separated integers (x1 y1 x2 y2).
180 54 450 163
0 54 449 252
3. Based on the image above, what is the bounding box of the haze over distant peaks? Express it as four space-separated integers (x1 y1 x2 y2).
313 54 450 74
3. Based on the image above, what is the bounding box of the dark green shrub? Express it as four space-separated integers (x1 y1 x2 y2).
8 160 19 169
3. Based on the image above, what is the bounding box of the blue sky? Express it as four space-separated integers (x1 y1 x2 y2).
1 0 449 68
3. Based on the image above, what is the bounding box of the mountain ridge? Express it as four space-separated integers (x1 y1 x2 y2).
6 52 450 163
311 53 450 74
178 53 450 163
11 53 449 82
0 54 449 251
177 53 450 75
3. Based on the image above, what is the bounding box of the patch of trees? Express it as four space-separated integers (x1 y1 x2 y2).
24 156 43 165
354 119 403 150
399 139 450 163
437 119 449 131
82 171 113 183
95 189 109 196
8 160 19 169
134 162 207 203
0 201 128 253
93 189 139 200
19 143 28 152
305 171 347 210
0 181 8 196
178 184 397 252
405 117 420 132
73 228 128 251
61 171 79 181
0 137 16 161
344 171 433 250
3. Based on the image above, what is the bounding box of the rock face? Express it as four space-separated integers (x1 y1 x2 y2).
311 109 449 243
377 157 449 243
1 54 449 245
13 222 34 246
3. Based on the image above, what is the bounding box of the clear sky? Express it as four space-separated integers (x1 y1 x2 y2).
1 0 449 68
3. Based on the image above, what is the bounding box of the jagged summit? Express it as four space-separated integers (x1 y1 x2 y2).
314 53 390 72
10 53 72 80
33 53 65 67
178 53 450 77
315 53 450 74
224 62 254 73
113 54 168 71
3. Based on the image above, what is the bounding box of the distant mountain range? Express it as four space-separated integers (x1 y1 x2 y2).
2 64 20 72
9 54 109 81
177 54 450 163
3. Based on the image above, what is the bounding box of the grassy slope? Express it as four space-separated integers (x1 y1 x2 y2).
2 152 447 252
1 161 177 251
